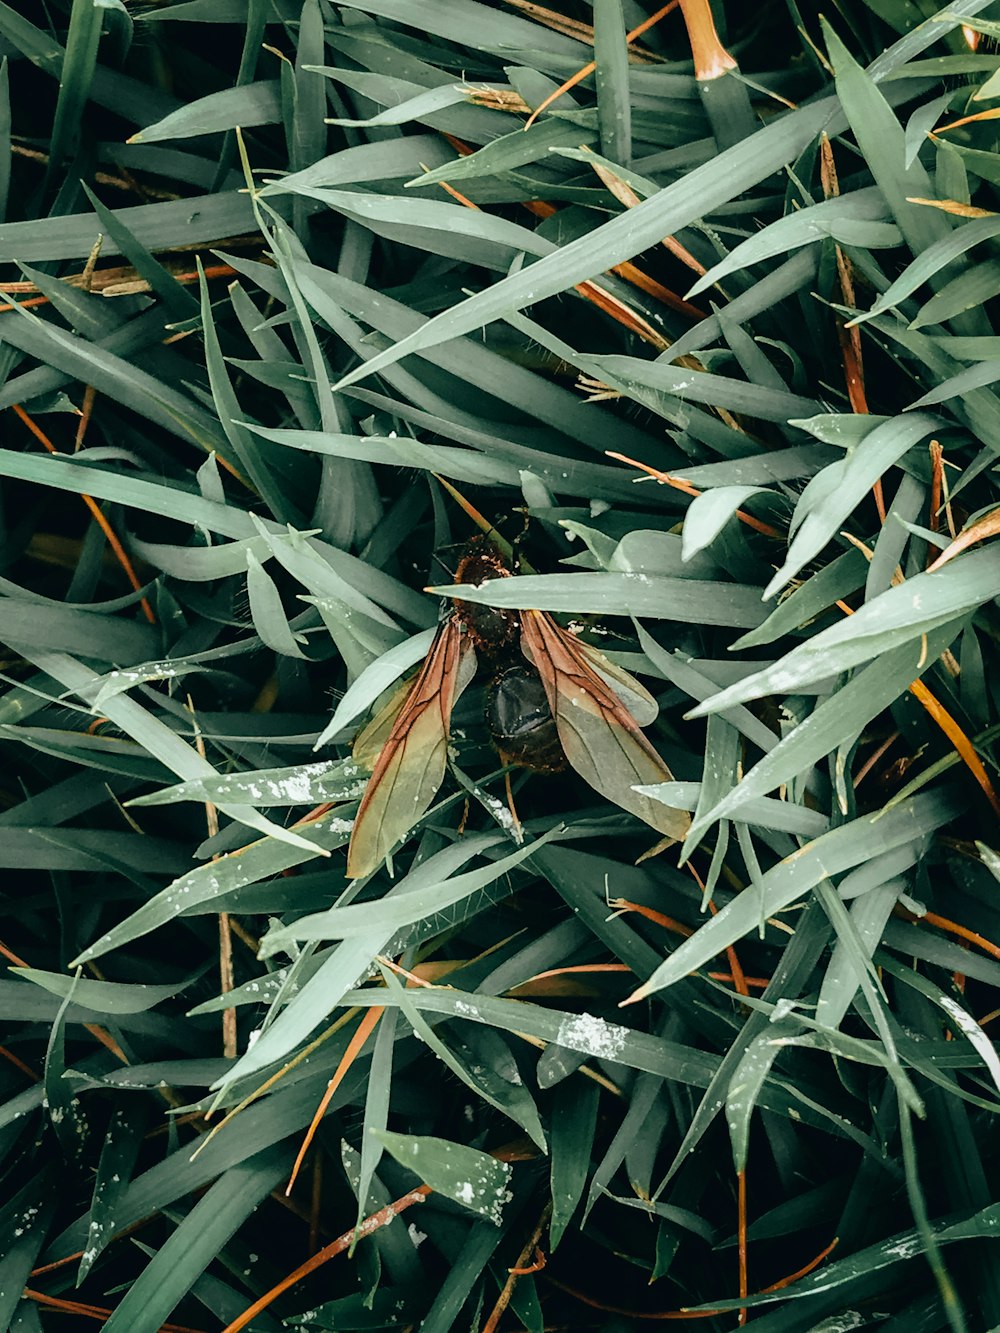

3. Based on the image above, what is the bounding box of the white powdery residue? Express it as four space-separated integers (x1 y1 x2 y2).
884 1236 922 1261
456 1181 476 1205
272 769 319 803
319 816 355 834
555 1012 629 1061
407 1223 427 1247
452 999 480 1019
488 1182 513 1225
481 792 515 831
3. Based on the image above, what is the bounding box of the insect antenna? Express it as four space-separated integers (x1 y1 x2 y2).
429 549 458 582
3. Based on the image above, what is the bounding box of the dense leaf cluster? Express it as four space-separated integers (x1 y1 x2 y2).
2 1 1000 1330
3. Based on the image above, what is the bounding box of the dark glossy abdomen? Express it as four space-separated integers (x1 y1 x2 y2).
485 665 564 773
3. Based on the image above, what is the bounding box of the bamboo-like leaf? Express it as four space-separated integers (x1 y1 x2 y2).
6 5 1000 1327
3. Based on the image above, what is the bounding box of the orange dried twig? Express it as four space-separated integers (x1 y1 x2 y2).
819 137 883 518
707 972 772 989
543 1272 722 1319
836 592 1000 817
937 106 1000 133
11 404 156 624
709 899 749 998
22 1288 205 1332
513 962 632 988
434 173 672 346
607 451 783 538
928 504 1000 573
908 678 1000 818
524 2 680 128
286 1006 384 1195
853 732 900 788
482 1205 551 1333
678 0 737 80
610 897 694 938
919 909 1000 963
760 1237 839 1291
0 1044 39 1080
587 156 708 281
928 440 944 549
220 1185 432 1333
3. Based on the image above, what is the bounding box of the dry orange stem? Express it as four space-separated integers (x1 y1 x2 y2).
515 962 632 987
0 262 237 309
0 294 49 313
928 504 1000 573
545 1228 838 1319
286 1006 384 1196
524 2 680 127
11 404 155 624
544 1273 722 1319
695 854 751 999
678 0 737 80
0 1045 39 1080
836 598 1000 817
928 440 944 552
523 197 706 317
853 731 900 788
0 937 28 967
708 972 772 989
22 1289 205 1332
938 106 1000 133
586 157 708 282
441 141 703 321
919 910 1000 963
908 678 1000 817
434 174 672 346
819 136 884 520
30 1251 85 1277
482 1205 551 1333
220 1185 432 1333
611 897 694 937
709 898 749 998
607 451 783 538
612 258 707 320
760 1236 839 1291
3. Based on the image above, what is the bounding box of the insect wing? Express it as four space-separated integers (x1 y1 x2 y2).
347 619 476 878
574 639 659 727
520 611 690 842
351 678 414 770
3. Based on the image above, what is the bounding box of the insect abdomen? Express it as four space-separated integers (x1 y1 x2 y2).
485 664 564 773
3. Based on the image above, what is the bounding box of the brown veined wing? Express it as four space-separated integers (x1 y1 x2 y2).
574 637 659 727
519 610 690 842
347 617 477 878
